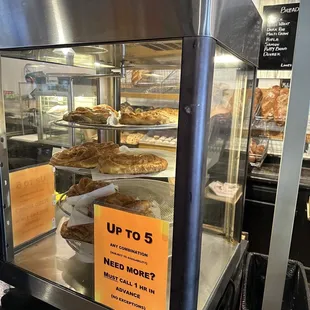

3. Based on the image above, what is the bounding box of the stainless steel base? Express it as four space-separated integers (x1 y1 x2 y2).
0 224 247 310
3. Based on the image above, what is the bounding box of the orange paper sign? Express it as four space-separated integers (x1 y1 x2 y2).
94 205 169 310
10 165 56 246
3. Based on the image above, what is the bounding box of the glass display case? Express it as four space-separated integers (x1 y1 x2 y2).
0 1 261 310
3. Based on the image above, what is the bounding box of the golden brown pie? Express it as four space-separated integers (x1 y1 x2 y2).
98 153 168 174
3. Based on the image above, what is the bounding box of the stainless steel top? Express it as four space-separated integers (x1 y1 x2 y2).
0 0 261 66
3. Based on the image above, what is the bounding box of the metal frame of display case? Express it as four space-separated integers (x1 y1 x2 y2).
262 0 310 308
0 1 261 310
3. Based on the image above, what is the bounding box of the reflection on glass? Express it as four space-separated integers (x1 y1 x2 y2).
198 45 255 309
2 40 182 309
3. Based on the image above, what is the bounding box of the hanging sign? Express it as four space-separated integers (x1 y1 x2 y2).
10 165 56 246
94 206 169 310
259 3 299 70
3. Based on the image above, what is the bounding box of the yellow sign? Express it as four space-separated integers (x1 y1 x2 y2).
10 165 56 246
94 205 169 310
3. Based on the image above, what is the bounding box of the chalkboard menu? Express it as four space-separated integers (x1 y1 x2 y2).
259 3 299 70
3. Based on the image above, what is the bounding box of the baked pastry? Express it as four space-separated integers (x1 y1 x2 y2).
92 104 117 114
98 192 136 206
120 108 178 125
126 133 145 145
261 88 278 119
248 139 266 163
98 153 168 174
131 70 146 85
256 144 265 155
67 177 109 197
97 193 153 216
50 144 100 168
253 88 262 113
50 142 119 168
274 89 289 126
82 141 119 155
60 221 94 244
63 105 114 124
121 102 135 114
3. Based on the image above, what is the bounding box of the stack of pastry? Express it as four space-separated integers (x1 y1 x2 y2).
61 190 154 244
120 108 178 125
50 141 168 175
63 104 117 124
50 142 119 168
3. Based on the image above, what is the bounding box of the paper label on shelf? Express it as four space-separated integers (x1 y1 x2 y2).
94 205 169 310
10 164 56 247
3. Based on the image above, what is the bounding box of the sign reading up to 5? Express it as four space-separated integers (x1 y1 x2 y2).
94 206 169 310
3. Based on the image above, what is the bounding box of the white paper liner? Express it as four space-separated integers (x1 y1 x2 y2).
106 111 120 125
68 208 94 227
66 183 117 208
92 147 176 180
208 181 239 199
66 183 117 227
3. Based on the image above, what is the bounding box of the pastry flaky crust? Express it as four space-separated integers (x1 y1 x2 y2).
67 177 109 197
49 142 119 168
97 193 154 216
61 192 154 243
63 105 116 124
61 221 94 244
120 108 178 125
98 153 168 175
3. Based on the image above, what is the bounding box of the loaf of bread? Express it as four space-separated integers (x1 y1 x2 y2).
274 88 289 126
